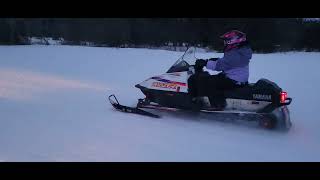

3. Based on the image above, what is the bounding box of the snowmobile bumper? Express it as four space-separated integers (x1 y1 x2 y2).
270 105 292 131
280 97 292 106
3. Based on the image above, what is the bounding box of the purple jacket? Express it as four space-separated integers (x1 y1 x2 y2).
206 46 253 83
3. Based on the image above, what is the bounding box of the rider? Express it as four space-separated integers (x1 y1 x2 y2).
188 30 253 110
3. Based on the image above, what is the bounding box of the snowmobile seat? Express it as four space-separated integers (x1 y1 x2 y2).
224 83 253 100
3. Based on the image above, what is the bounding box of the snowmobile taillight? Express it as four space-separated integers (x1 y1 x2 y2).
280 92 287 103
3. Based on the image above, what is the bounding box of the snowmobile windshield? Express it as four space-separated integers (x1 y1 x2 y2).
166 47 197 73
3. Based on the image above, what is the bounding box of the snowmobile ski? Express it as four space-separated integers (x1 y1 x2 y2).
108 94 160 118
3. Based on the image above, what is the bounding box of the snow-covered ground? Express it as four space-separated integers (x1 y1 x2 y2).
0 45 320 162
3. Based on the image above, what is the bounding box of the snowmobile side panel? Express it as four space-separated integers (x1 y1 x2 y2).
225 99 272 112
137 71 190 93
135 85 193 109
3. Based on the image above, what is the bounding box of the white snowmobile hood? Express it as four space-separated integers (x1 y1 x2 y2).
137 71 190 93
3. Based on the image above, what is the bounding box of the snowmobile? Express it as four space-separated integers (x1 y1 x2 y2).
108 47 292 131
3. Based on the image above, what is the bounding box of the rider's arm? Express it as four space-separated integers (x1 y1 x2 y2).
214 48 252 71
214 52 239 71
206 60 217 70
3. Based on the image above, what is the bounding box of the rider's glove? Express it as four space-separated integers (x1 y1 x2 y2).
195 59 208 70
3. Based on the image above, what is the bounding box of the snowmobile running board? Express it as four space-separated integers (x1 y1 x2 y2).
138 104 266 115
108 94 160 118
109 94 267 119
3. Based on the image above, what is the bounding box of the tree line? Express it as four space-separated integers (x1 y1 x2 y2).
0 18 319 52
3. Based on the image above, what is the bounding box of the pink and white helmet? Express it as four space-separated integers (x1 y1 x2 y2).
220 30 247 46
